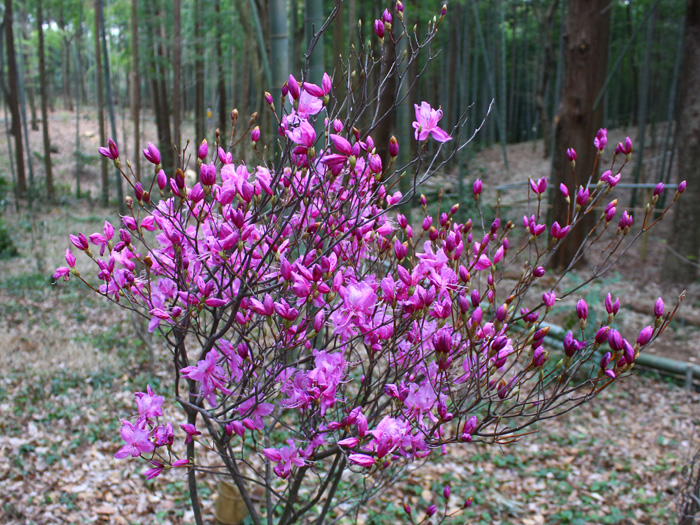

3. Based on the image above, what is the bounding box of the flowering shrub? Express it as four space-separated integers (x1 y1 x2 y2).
54 3 685 524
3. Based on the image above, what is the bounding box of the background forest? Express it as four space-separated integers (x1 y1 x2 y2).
1 0 700 524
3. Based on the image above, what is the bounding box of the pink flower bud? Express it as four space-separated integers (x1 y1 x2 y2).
594 128 608 151
200 163 216 186
98 138 119 160
576 299 588 320
264 91 273 105
623 136 633 155
551 221 570 240
472 179 483 198
65 248 76 267
322 73 332 95
576 186 590 207
637 326 653 346
605 293 615 314
403 503 411 515
595 326 610 344
388 136 399 157
654 297 664 317
382 8 392 24
251 126 260 143
543 291 556 307
533 266 545 278
198 139 208 160
156 169 167 190
608 329 624 351
559 183 569 198
374 19 385 39
529 177 547 194
566 147 576 163
653 182 664 196
533 346 548 367
143 142 161 165
70 233 89 251
288 74 300 99
443 485 451 500
348 454 375 467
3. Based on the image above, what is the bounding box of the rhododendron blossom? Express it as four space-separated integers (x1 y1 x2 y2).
55 4 684 524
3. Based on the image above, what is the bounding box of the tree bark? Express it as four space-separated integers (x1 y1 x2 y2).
37 0 54 201
173 0 181 156
94 0 108 205
535 0 559 158
131 0 141 180
550 0 610 270
194 0 205 143
215 1 227 135
662 0 700 283
4 0 27 199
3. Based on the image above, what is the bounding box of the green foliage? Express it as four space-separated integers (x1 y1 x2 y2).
0 219 19 259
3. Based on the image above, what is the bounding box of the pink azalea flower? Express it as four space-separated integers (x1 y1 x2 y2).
135 385 164 420
115 419 155 459
180 349 232 406
412 101 452 143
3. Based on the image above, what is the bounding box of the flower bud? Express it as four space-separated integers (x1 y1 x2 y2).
637 326 653 347
472 179 483 199
251 126 260 143
374 19 385 39
654 297 664 318
143 142 161 165
388 136 399 158
198 139 208 160
443 485 451 500
576 299 588 321
157 169 167 190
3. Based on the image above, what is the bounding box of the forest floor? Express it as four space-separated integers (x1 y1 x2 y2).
0 108 698 524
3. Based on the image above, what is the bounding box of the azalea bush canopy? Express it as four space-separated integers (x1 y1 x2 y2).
54 3 685 524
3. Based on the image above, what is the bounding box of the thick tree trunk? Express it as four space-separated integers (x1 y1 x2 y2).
94 0 108 205
4 0 27 199
550 0 610 270
662 0 700 284
131 0 141 180
37 0 54 201
535 0 559 158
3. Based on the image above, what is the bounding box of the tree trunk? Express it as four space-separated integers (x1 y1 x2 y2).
37 0 54 201
131 0 141 180
194 0 205 143
152 0 174 176
550 0 610 271
94 0 108 205
173 0 181 156
535 0 559 158
4 0 27 199
662 0 700 284
97 0 124 213
305 0 324 86
215 1 227 135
